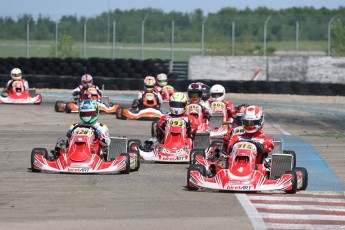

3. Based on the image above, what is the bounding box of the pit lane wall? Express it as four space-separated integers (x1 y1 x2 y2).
0 57 344 96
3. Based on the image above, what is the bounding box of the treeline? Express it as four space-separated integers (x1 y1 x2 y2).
0 7 345 43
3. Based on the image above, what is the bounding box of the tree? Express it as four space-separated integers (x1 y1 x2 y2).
49 34 79 58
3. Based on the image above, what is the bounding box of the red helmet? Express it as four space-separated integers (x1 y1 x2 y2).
242 105 264 133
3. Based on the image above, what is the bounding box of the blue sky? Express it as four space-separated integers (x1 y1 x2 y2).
1 0 344 20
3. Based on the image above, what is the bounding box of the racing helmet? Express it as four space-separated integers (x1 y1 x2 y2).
242 105 264 133
144 76 156 92
11 68 22 80
187 83 203 103
169 92 188 115
156 73 167 87
79 99 99 124
201 84 210 101
210 84 226 102
81 74 93 88
234 104 249 126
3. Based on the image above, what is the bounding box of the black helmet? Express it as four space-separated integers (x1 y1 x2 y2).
201 84 210 101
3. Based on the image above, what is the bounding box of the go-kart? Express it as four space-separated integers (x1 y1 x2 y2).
186 103 210 133
55 87 118 113
187 140 308 193
0 80 42 104
160 85 176 102
128 117 194 163
116 92 164 120
31 125 140 174
208 101 231 139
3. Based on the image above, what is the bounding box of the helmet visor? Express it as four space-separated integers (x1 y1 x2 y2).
82 80 92 85
211 93 223 98
169 101 186 109
80 110 97 117
242 119 260 126
158 80 167 85
12 73 22 77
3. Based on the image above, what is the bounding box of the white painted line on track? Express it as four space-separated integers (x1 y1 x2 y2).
235 193 267 230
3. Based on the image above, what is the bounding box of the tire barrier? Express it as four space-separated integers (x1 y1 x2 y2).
0 57 344 96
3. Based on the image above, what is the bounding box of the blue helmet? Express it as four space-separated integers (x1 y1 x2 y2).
79 99 99 124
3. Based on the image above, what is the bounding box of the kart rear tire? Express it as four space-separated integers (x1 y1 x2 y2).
116 107 127 120
293 167 308 190
285 170 298 194
65 102 72 113
55 101 65 112
187 164 206 191
283 150 296 168
127 139 141 151
119 152 130 174
151 120 158 137
192 149 206 165
129 150 140 171
31 148 48 173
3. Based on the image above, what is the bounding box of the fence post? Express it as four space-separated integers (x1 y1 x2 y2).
83 18 88 58
26 17 31 58
141 15 148 60
55 21 59 57
201 17 207 56
295 21 299 56
170 20 175 71
112 20 116 59
232 21 235 56
328 17 335 56
263 17 271 56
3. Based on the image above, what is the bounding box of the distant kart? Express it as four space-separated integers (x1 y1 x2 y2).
55 88 118 114
0 81 41 104
160 85 176 102
187 140 308 193
31 125 140 174
208 101 232 139
116 92 164 120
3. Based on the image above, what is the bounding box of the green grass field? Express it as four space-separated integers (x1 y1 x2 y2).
0 39 329 60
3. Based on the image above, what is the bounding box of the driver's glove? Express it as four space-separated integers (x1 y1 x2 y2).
255 142 264 153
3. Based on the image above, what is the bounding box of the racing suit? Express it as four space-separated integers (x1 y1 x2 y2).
66 122 111 156
132 90 163 110
72 85 103 101
187 99 211 123
226 129 274 165
3 79 29 93
208 99 235 123
156 113 200 144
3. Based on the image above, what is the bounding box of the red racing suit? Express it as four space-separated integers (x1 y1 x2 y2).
5 79 29 92
208 99 235 122
156 113 200 143
227 129 274 164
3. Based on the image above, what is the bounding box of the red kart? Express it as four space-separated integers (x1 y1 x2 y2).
0 80 41 104
185 103 209 133
128 117 193 163
188 140 308 193
160 85 176 102
31 125 140 174
208 101 231 139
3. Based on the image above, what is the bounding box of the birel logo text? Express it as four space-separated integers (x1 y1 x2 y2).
225 184 252 190
161 156 185 161
67 167 90 173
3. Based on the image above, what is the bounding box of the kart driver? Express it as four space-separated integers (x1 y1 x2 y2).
187 82 211 122
72 74 103 101
2 68 29 96
132 76 163 110
156 92 200 144
153 73 168 95
208 84 235 122
66 99 110 158
226 105 274 166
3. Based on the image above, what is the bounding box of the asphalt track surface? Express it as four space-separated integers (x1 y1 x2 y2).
0 92 344 230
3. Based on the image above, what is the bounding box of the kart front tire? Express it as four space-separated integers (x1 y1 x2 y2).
293 167 308 190
31 148 48 173
285 170 298 194
187 164 206 191
120 152 130 174
283 150 296 168
65 102 72 113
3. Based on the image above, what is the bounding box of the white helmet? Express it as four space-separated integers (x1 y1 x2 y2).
81 74 93 88
210 84 225 101
242 105 264 133
169 92 188 115
11 68 22 80
156 73 167 87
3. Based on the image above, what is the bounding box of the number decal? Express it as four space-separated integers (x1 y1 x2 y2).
211 102 224 109
169 119 184 127
74 128 92 137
